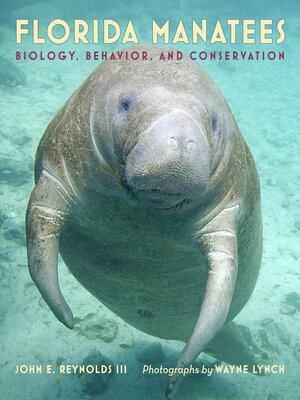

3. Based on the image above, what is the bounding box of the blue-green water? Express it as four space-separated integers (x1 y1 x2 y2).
0 1 299 399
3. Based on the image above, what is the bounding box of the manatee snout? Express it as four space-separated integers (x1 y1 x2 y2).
124 111 210 207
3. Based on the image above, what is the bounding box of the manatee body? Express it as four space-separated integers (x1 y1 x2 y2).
26 46 262 398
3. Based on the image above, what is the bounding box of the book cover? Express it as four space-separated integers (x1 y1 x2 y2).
0 1 298 399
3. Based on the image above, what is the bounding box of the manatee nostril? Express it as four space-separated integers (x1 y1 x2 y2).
186 140 196 152
167 136 179 149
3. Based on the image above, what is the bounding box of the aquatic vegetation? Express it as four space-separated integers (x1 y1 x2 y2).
260 319 291 346
79 350 114 396
3 225 25 246
0 210 8 227
136 342 165 365
280 292 300 315
0 156 32 186
0 56 26 87
74 315 119 343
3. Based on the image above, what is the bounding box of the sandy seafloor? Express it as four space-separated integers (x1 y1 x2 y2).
0 1 299 399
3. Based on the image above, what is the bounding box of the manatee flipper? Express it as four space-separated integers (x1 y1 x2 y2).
166 205 239 399
204 321 256 367
26 170 74 329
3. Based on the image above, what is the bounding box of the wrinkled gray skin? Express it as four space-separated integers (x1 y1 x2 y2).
26 46 262 399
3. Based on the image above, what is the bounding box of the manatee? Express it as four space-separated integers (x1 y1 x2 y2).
26 45 262 398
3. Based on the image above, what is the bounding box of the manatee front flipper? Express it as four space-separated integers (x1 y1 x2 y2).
26 170 74 329
166 205 239 399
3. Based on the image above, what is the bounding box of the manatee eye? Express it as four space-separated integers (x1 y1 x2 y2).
119 99 131 113
211 114 218 132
